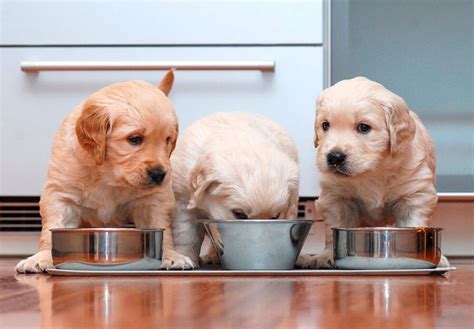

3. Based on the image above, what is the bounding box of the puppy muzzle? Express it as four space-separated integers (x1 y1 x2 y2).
146 167 167 186
326 151 350 176
327 151 346 166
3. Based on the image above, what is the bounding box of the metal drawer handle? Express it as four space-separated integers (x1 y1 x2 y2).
21 60 275 72
437 193 474 202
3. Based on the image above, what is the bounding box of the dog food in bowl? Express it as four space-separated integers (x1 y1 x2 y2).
199 219 316 270
51 228 163 271
333 227 442 270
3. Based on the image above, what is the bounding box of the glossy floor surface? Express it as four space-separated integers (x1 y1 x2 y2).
1 258 473 329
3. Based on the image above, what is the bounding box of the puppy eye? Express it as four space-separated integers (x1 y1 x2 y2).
128 135 143 145
322 121 330 131
271 213 281 219
166 136 171 145
232 210 248 220
357 123 371 134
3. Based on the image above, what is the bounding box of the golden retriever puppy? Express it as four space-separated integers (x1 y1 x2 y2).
299 77 441 268
16 70 193 273
171 112 299 267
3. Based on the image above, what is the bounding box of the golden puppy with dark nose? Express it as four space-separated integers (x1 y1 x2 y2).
16 70 194 273
299 77 445 268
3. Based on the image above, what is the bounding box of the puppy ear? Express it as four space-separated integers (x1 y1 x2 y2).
75 100 110 165
314 96 324 148
285 178 299 219
384 96 416 155
188 158 221 210
313 126 319 148
169 124 179 155
157 69 175 96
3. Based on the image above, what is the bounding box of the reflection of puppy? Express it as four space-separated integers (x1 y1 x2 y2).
300 77 440 268
15 274 168 328
171 112 299 267
16 70 193 273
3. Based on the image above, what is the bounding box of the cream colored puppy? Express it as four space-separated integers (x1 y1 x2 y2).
300 77 440 268
171 112 299 267
16 70 193 273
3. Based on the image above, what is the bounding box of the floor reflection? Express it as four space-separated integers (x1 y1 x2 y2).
315 276 443 328
14 273 445 329
16 275 167 328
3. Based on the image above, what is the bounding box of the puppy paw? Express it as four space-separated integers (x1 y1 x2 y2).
295 254 314 268
16 250 53 273
200 252 220 265
295 251 335 269
438 255 450 268
161 250 197 270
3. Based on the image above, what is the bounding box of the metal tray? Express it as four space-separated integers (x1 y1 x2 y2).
47 266 456 277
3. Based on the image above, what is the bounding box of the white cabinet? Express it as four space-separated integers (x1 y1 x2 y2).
1 0 323 45
0 0 326 198
0 46 323 195
1 0 325 256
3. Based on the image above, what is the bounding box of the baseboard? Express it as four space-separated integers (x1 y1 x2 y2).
1 199 472 256
0 232 39 256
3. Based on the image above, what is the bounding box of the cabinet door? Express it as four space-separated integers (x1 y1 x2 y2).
1 0 323 45
0 46 323 196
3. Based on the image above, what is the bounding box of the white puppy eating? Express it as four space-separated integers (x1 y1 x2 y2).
299 77 443 269
171 112 299 267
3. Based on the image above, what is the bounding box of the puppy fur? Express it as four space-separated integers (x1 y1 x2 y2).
16 70 193 273
171 112 300 267
299 77 440 268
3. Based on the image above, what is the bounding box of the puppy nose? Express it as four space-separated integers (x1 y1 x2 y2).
327 151 346 166
148 168 166 184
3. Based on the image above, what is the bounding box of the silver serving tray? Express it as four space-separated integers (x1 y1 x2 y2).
47 266 456 276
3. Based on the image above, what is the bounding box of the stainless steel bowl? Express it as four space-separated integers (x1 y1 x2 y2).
200 219 315 270
333 227 442 270
51 228 163 270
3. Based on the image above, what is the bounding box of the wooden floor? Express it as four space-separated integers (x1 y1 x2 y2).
1 258 473 329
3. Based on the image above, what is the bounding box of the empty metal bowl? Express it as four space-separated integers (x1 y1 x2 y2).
51 228 163 271
199 219 315 270
333 227 443 270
